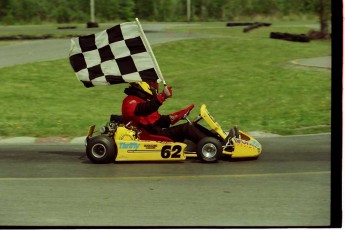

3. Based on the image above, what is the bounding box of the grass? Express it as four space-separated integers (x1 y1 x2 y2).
0 21 331 137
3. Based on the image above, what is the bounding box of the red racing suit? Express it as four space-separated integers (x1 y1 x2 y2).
121 86 207 143
121 87 171 134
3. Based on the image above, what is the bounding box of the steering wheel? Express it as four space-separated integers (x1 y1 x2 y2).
182 104 195 124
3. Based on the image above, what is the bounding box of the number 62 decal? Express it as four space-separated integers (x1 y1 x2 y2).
161 145 182 158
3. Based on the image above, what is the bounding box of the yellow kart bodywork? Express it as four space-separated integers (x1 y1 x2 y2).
87 125 187 162
199 104 262 158
115 140 187 161
85 104 262 163
114 126 186 161
225 132 262 158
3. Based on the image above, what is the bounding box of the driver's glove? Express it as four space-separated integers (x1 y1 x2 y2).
157 86 173 103
169 104 195 125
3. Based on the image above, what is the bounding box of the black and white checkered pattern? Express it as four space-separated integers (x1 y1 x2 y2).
69 21 159 88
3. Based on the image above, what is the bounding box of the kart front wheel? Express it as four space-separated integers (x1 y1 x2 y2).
86 135 117 164
197 137 222 163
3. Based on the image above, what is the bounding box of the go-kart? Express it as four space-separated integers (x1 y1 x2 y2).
85 104 262 163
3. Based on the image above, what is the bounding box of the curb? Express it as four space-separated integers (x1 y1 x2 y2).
0 136 87 145
0 137 37 144
0 132 281 145
291 56 331 69
0 132 331 145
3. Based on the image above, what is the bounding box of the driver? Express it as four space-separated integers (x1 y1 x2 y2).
121 81 207 143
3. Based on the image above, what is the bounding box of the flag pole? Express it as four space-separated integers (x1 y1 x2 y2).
135 18 167 86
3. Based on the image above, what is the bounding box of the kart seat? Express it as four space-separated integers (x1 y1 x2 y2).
110 114 173 142
138 128 173 142
110 115 124 124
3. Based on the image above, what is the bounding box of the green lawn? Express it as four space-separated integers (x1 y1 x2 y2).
0 21 331 137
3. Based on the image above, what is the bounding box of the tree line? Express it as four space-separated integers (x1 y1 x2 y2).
0 0 330 25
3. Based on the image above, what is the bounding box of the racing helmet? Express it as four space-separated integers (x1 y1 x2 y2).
130 82 158 96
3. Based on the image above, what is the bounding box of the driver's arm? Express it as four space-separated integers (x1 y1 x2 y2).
134 97 162 117
134 86 173 117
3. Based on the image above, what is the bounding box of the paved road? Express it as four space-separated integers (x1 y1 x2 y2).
0 134 331 227
292 56 331 69
0 23 335 227
0 24 210 68
0 23 330 69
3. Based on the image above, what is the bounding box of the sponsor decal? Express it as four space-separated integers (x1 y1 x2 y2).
234 139 246 144
119 142 140 150
234 139 261 148
129 99 137 104
144 144 157 149
248 140 261 148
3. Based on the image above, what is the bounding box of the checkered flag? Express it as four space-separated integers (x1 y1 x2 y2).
69 20 162 88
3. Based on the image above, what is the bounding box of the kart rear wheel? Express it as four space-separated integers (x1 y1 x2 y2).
86 135 117 164
197 137 222 163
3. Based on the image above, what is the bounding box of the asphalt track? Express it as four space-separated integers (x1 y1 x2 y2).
0 134 330 227
0 23 334 227
0 23 331 69
0 24 212 68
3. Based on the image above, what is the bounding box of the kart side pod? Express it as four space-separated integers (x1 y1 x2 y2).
113 126 187 161
86 124 187 163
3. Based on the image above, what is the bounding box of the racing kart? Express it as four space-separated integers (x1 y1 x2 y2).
85 104 262 163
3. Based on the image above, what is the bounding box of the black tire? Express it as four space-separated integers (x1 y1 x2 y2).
197 137 223 163
86 135 116 164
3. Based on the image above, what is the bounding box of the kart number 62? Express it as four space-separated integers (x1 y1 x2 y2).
161 145 182 158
